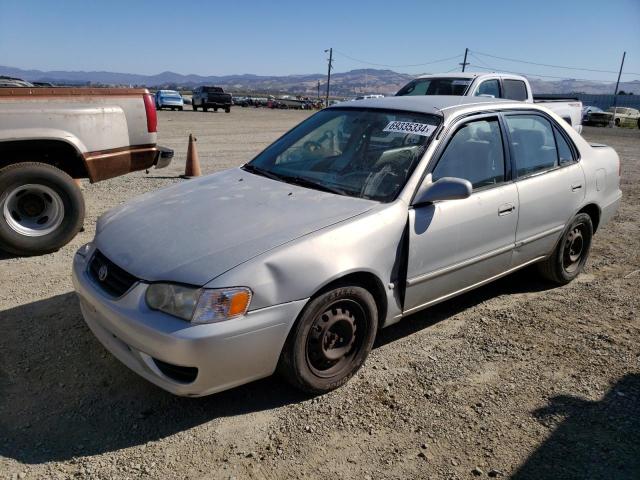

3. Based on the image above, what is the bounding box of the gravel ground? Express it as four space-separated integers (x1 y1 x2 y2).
0 110 638 479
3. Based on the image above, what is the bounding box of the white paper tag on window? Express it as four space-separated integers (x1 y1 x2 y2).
383 121 436 137
452 80 470 85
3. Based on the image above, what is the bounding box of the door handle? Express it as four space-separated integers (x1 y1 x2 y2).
571 184 583 191
498 203 515 216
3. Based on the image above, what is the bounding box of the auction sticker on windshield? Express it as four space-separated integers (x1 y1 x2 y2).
383 121 436 137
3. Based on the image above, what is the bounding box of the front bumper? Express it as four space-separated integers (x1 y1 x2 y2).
72 247 308 397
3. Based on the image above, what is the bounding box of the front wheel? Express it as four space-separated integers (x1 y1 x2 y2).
0 162 85 256
537 213 593 285
278 286 378 394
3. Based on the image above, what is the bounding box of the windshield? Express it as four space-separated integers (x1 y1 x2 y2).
396 78 472 96
245 108 440 202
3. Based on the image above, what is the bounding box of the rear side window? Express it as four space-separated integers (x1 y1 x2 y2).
475 80 500 98
505 115 558 177
554 126 574 165
432 118 505 189
503 80 528 101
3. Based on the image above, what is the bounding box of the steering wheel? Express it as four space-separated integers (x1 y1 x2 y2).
304 140 322 152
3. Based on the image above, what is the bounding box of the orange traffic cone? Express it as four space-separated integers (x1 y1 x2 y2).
182 133 202 178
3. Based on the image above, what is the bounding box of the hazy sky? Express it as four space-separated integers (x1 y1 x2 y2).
1 0 639 83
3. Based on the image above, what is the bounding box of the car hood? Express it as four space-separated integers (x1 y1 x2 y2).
94 168 374 286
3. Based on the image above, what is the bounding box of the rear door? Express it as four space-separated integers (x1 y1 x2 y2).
503 113 586 266
404 115 518 313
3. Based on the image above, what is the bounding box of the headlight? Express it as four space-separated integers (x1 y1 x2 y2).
145 284 252 324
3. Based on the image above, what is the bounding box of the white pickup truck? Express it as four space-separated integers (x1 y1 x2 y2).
0 87 173 256
396 72 583 133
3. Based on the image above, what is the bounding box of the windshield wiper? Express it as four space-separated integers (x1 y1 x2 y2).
241 163 282 181
276 174 348 195
243 164 346 195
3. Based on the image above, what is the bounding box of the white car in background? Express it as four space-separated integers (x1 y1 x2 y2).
155 90 184 111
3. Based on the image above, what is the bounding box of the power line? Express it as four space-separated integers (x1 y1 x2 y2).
471 49 640 77
332 50 462 68
467 63 624 83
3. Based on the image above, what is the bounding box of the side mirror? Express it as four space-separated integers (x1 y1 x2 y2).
412 177 472 206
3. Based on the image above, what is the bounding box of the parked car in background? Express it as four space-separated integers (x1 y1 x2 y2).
232 96 250 107
396 73 584 133
73 95 620 397
608 107 640 128
0 87 173 255
0 76 34 87
155 90 184 110
582 106 611 126
192 86 232 112
353 94 384 100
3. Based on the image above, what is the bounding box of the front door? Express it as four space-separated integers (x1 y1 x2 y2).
404 116 518 314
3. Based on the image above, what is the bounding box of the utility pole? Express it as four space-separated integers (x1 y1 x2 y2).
324 48 333 107
460 48 469 72
611 51 626 127
317 80 320 100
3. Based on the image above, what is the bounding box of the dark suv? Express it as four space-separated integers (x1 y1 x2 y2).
192 86 232 113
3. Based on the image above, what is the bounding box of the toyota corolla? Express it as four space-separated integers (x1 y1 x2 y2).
72 96 621 396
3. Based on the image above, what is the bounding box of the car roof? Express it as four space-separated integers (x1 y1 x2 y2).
330 95 515 118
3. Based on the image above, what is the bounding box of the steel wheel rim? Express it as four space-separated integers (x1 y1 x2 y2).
305 299 368 378
563 224 586 273
2 184 64 237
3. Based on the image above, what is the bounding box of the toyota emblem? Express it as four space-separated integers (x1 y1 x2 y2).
98 264 108 282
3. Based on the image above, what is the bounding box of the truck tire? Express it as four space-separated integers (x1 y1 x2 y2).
203 106 208 112
192 103 197 111
614 118 620 127
225 107 231 113
214 107 218 112
0 162 85 256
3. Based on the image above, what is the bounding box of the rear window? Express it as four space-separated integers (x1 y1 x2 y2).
204 87 224 93
396 78 471 96
502 80 528 101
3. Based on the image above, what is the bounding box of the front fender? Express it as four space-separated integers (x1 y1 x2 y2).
206 201 409 326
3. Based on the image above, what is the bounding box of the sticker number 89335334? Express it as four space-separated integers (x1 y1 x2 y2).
382 121 436 137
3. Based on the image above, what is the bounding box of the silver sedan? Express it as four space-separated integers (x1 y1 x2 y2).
73 96 622 397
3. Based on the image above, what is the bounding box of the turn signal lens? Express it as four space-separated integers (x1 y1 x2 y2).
192 287 252 325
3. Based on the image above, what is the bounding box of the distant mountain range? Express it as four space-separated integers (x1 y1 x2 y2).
1 65 638 96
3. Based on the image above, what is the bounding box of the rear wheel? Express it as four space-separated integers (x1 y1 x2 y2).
537 213 593 285
278 286 378 394
225 107 231 113
0 162 85 256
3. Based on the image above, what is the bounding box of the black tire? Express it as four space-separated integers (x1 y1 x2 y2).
179 106 183 111
203 106 208 112
537 213 593 285
225 107 231 113
278 285 378 394
0 162 85 256
192 103 197 111
614 118 620 127
214 107 218 112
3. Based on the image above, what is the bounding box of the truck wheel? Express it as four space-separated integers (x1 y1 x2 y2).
537 213 593 285
614 118 620 127
214 107 218 112
225 107 231 113
203 106 208 112
0 162 85 256
278 285 378 394
192 103 197 111
179 106 183 111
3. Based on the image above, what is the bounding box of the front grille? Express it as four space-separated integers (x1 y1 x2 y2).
88 250 138 297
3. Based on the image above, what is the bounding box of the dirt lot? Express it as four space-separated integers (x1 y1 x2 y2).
1 109 638 480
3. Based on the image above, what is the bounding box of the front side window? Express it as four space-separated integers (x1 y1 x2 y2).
432 118 505 190
475 80 500 98
503 80 528 101
396 78 472 96
505 115 559 177
247 108 441 202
